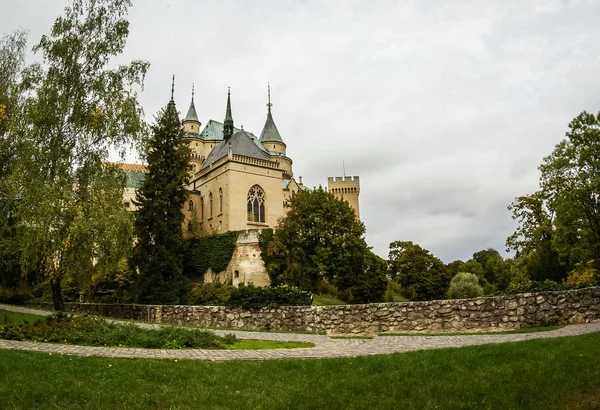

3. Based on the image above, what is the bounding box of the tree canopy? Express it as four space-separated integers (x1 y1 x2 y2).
388 241 451 301
1 0 148 309
507 111 600 284
264 187 386 303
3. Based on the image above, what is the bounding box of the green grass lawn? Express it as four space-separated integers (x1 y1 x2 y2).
0 332 599 409
1 309 46 325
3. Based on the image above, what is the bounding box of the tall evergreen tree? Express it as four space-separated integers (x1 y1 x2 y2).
132 83 190 304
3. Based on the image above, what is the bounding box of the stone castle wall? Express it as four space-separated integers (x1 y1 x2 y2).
31 287 600 335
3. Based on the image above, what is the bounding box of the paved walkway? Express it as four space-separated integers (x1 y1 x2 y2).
1 303 599 361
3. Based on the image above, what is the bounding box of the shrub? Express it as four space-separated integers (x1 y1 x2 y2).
0 288 34 305
566 260 599 287
502 280 564 295
187 283 234 306
447 272 484 299
226 284 312 309
1 315 232 349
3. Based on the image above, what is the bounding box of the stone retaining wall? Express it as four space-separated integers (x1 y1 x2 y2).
30 287 600 335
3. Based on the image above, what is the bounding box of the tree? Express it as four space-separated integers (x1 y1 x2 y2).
6 0 148 309
507 111 600 282
131 91 190 304
388 241 451 301
539 111 600 270
447 272 484 299
265 187 383 302
0 29 29 289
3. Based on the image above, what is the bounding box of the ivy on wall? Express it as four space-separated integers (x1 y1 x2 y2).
183 231 238 278
257 229 273 261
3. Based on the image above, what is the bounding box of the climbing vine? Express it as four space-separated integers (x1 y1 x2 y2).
183 231 238 277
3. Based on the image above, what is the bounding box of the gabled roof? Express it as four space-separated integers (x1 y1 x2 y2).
200 129 270 170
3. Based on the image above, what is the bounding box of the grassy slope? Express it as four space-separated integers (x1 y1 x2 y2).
0 332 599 409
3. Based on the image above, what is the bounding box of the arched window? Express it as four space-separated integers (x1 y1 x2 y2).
219 188 223 214
200 197 204 220
247 185 266 223
188 200 194 211
209 192 213 218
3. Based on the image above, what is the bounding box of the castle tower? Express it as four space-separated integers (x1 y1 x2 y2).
182 84 204 174
182 84 201 133
260 84 293 179
328 176 360 219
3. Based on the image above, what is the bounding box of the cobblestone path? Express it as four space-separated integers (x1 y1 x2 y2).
2 303 599 361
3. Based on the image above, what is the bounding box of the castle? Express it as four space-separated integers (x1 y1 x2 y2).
118 84 360 286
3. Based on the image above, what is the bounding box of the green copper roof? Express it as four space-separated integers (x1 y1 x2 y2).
199 120 267 151
123 169 146 189
259 111 284 144
259 86 284 144
184 99 200 123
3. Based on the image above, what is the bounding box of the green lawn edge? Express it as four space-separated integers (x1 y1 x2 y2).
0 332 598 409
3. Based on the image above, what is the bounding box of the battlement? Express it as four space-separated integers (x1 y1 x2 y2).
327 176 360 189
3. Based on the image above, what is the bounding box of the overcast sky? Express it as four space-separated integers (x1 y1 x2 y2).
3 0 600 262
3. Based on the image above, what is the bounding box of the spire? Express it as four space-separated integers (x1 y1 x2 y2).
183 83 200 123
259 83 284 145
223 87 234 139
169 74 175 103
267 82 272 115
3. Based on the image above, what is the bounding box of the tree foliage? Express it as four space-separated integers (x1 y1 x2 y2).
2 0 148 309
264 187 386 303
507 111 600 282
131 96 190 305
447 272 484 299
388 241 451 301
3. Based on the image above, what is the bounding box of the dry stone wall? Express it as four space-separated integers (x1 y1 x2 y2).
31 287 600 335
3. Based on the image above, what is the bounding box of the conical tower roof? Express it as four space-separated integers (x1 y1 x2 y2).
259 84 284 145
184 84 200 123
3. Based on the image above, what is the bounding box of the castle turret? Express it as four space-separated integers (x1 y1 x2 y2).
260 84 293 178
182 83 201 133
328 176 360 219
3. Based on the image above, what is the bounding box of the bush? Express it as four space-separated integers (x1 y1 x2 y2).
447 272 484 299
0 315 233 349
566 260 599 287
226 284 312 309
502 280 564 295
187 283 234 306
0 288 34 305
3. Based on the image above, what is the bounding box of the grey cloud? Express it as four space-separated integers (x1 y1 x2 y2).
3 0 599 263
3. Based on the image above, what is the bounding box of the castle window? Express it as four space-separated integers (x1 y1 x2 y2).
209 192 213 218
187 222 192 231
200 197 204 220
247 185 266 223
219 188 223 213
188 200 194 211
124 201 130 208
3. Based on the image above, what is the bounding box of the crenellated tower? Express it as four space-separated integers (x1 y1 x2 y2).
328 176 360 219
